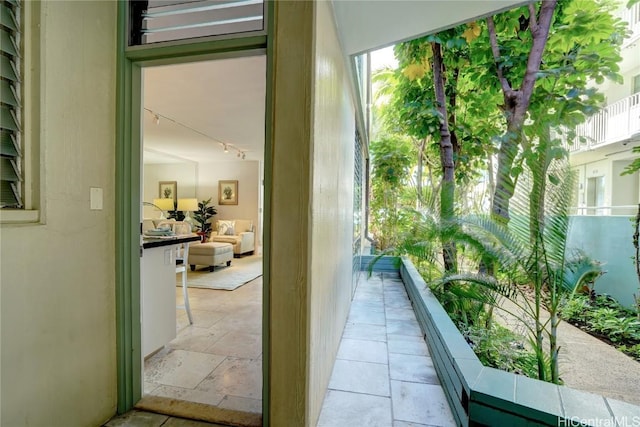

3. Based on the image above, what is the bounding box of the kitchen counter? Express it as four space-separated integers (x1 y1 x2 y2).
141 234 200 358
142 234 201 249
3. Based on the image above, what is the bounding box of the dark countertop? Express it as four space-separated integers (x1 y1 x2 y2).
142 234 201 249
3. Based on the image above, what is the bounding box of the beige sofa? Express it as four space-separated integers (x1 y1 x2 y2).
208 219 255 255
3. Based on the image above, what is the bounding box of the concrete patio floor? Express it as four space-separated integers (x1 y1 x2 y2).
317 271 455 427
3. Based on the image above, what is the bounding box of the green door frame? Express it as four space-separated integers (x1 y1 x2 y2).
115 2 273 421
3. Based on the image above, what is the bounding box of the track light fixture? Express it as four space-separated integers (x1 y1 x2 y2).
144 108 249 160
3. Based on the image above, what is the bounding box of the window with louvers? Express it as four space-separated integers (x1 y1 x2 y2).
129 0 265 46
0 0 22 208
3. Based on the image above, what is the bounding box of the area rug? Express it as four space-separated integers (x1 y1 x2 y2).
185 256 262 291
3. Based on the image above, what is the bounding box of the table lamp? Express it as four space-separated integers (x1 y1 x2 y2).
177 198 199 226
153 198 174 219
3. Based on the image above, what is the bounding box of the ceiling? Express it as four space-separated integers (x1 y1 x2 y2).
331 0 527 55
142 1 528 165
143 54 266 164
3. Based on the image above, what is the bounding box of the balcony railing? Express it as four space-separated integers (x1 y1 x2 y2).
570 205 638 216
623 2 640 47
559 92 640 153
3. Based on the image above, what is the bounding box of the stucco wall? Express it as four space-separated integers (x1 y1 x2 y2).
268 2 314 425
269 2 356 425
308 1 356 425
0 2 117 426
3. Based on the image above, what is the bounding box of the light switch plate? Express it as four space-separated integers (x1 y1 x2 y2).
90 187 103 210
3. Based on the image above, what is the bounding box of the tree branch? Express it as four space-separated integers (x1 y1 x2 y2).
519 0 557 115
528 3 538 33
487 16 513 95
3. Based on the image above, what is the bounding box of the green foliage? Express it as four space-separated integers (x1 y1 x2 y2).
439 156 604 383
561 294 640 360
430 276 488 328
367 0 627 380
526 0 627 132
622 146 640 176
389 27 499 188
370 137 413 185
465 0 627 222
462 323 540 378
369 137 416 251
561 295 590 323
192 198 217 235
619 344 640 359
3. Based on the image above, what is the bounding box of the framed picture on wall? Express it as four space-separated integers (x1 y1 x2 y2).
218 180 238 205
159 181 177 204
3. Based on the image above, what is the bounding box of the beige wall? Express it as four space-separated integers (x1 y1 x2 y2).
269 1 356 425
143 160 261 243
142 162 199 217
0 1 117 426
197 160 260 232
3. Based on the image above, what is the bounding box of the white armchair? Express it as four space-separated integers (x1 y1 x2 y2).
208 219 255 255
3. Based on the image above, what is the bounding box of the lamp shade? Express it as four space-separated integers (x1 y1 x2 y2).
153 198 174 211
177 198 198 212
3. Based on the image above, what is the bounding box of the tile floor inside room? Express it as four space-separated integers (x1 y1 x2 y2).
115 261 455 426
143 263 263 416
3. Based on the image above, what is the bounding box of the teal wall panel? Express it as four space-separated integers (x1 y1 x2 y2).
567 215 638 308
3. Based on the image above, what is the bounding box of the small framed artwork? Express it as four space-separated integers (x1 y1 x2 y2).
159 181 177 204
218 180 238 205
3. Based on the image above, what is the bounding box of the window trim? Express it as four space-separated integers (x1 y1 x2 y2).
0 0 41 224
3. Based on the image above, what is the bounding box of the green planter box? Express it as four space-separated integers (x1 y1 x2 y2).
364 256 640 427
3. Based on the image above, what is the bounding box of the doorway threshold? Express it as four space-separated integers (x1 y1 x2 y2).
135 395 262 427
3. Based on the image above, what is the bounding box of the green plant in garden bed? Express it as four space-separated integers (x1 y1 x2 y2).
460 322 543 380
619 344 640 360
561 294 640 361
438 158 604 384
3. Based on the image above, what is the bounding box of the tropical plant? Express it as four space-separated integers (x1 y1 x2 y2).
562 293 640 360
461 322 542 379
192 198 217 236
619 344 640 360
439 155 603 383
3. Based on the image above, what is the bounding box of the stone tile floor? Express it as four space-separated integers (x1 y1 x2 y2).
143 262 263 415
317 272 455 427
107 268 455 426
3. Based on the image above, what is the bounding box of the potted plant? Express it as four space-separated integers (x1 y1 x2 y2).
193 198 217 242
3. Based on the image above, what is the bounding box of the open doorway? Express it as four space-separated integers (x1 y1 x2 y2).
138 55 265 423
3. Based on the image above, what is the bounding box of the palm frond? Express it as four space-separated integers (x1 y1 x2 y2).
440 273 518 302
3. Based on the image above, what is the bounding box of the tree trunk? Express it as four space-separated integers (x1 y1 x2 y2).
488 1 558 223
432 41 457 274
416 138 425 207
